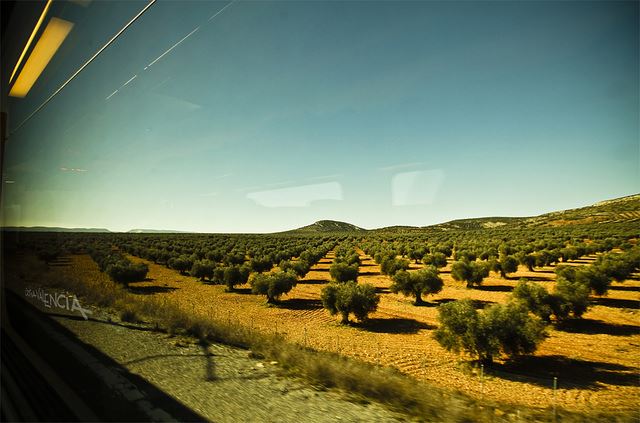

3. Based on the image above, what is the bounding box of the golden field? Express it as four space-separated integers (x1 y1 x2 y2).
53 251 639 414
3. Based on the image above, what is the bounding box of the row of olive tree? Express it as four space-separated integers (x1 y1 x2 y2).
513 247 640 322
434 247 640 363
88 244 148 287
329 245 361 282
322 245 380 323
246 245 336 304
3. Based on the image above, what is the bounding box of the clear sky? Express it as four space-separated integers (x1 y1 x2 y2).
2 0 639 232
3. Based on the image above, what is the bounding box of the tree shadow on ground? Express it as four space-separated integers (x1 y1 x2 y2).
433 299 495 309
358 271 380 276
412 300 442 307
357 318 434 334
490 355 637 388
199 340 216 381
375 287 390 294
477 285 514 292
591 297 639 310
299 279 328 285
278 298 324 311
574 258 595 263
229 287 253 295
608 285 640 292
522 275 553 282
128 286 178 295
49 257 73 267
313 268 329 272
359 262 376 267
555 318 639 336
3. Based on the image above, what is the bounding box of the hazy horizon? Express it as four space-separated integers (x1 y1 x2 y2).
2 191 638 234
3 0 638 233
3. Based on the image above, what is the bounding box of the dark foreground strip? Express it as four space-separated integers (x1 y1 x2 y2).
2 290 207 422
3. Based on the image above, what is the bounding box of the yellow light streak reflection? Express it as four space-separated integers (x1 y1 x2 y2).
8 0 53 84
9 17 74 98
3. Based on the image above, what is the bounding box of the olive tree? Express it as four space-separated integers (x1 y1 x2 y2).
575 266 611 296
495 255 518 279
190 260 215 281
107 261 149 287
321 282 379 324
391 266 443 305
37 248 61 265
223 265 250 292
560 247 579 262
250 257 273 273
554 276 590 318
380 257 410 276
422 252 448 269
594 249 639 283
168 255 192 275
409 247 426 264
515 252 536 272
556 265 611 296
280 260 311 278
434 299 546 363
451 260 489 288
512 279 562 322
330 261 359 283
250 270 298 304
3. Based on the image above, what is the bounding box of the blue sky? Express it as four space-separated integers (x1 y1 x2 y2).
2 0 638 232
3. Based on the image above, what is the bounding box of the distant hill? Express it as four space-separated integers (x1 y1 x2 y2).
286 194 639 234
428 216 526 231
372 193 640 233
287 220 366 233
398 194 640 231
127 229 190 234
522 193 640 228
1 226 111 233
